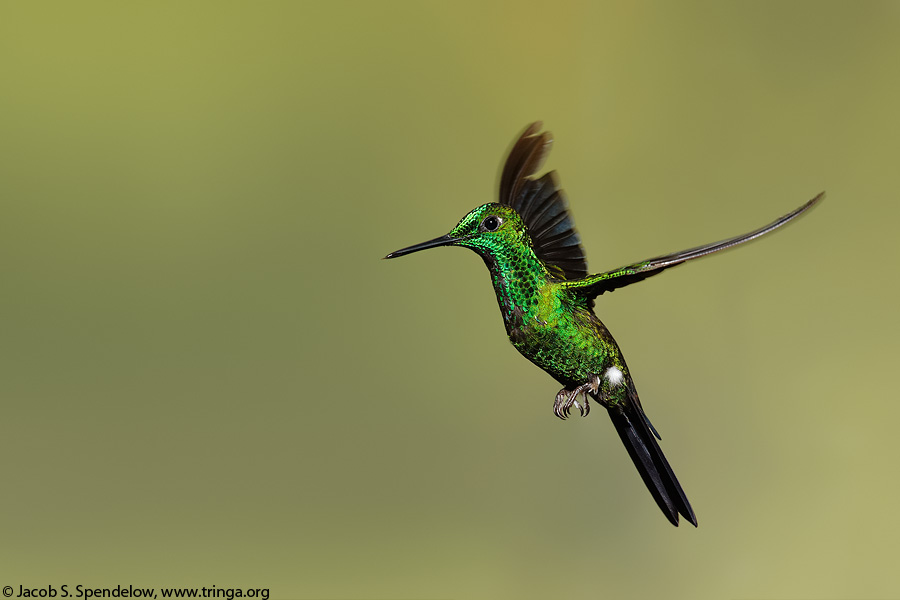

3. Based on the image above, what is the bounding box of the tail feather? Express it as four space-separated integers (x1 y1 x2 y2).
606 382 697 527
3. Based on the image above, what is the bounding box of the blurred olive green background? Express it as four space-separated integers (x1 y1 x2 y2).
2 2 899 599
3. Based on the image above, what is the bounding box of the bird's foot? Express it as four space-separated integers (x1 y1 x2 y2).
553 376 602 420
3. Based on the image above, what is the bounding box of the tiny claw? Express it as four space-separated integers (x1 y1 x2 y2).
554 388 575 420
553 392 568 420
553 378 604 420
554 384 597 420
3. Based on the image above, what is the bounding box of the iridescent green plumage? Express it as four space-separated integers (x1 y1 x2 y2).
386 122 823 527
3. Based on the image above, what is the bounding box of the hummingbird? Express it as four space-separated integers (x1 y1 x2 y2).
385 122 823 527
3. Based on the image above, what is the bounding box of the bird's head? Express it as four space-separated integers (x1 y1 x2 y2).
384 203 529 260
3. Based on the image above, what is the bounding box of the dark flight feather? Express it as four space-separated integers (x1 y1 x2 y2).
607 380 697 527
499 122 588 280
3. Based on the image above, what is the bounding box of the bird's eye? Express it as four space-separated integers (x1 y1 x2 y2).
482 216 501 231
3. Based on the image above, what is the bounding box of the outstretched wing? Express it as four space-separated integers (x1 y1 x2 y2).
561 192 825 301
499 122 588 280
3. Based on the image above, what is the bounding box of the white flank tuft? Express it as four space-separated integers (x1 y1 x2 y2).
605 366 624 386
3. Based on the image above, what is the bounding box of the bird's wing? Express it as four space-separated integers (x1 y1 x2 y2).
499 122 588 280
560 192 824 302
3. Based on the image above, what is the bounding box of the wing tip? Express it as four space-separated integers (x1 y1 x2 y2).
806 190 826 210
523 120 543 136
518 122 553 172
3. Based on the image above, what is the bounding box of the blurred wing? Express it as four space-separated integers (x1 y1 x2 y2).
499 122 588 280
562 192 825 301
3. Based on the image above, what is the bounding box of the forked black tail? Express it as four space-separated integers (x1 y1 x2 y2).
606 381 697 527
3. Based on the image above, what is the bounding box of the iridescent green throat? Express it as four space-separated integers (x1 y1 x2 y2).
469 233 552 330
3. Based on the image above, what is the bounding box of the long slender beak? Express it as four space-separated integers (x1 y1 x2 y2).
384 234 458 259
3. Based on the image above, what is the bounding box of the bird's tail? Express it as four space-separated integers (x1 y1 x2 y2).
606 380 697 527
